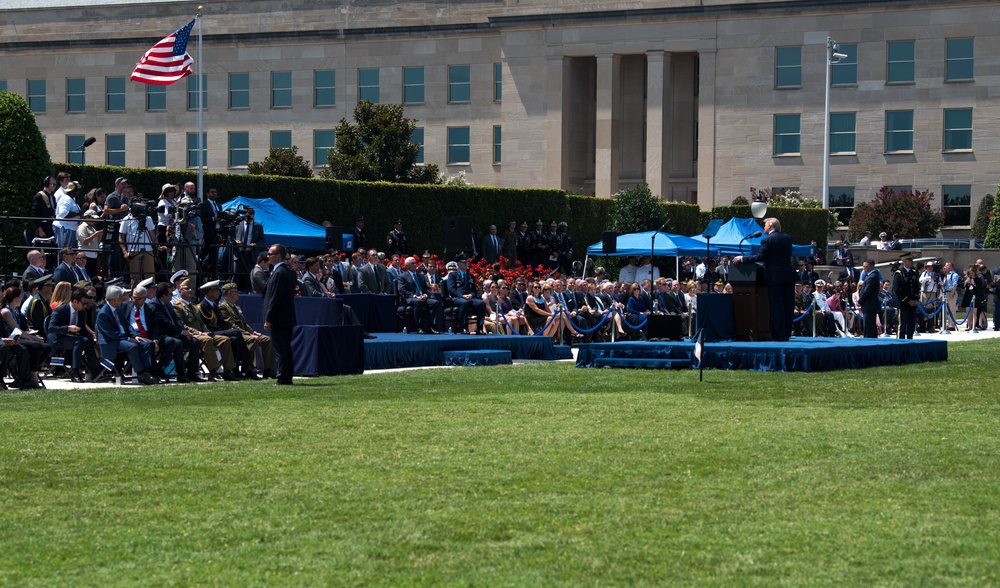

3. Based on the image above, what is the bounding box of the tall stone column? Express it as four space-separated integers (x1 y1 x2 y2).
646 51 673 200
595 53 621 198
696 50 716 209
546 56 569 191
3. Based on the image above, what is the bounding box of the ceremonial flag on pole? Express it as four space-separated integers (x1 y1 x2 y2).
130 19 195 85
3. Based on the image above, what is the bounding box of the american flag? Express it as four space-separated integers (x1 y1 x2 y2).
130 19 195 85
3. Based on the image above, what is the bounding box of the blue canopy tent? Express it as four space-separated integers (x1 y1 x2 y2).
688 218 812 257
222 197 345 251
585 231 720 278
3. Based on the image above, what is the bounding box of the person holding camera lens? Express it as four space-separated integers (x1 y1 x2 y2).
120 202 166 288
156 184 179 282
173 196 203 281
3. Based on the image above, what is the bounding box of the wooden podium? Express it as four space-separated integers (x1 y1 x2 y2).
729 263 772 341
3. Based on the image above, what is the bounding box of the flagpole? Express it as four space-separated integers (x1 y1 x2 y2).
196 6 204 202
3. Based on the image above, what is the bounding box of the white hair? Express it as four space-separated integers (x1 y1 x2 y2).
105 285 126 301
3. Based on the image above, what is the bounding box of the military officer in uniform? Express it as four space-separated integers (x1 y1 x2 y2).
386 218 409 256
173 278 239 380
219 282 275 379
891 252 920 339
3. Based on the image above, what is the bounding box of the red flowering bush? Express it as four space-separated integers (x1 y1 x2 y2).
848 186 944 241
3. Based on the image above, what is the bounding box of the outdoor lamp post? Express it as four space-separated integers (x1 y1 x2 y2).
822 37 848 210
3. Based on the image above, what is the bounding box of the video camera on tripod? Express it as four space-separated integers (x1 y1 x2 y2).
217 205 254 240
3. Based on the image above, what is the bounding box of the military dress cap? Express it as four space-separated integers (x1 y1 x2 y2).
393 218 403 224
814 279 826 286
421 250 431 259
899 251 913 259
879 232 888 238
221 282 239 292
200 280 221 291
178 279 192 289
354 216 364 222
170 270 189 283
558 221 568 228
454 253 470 263
137 277 155 289
714 280 724 286
33 274 53 287
445 261 458 270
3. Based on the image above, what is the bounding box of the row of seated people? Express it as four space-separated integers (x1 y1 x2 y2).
0 274 276 389
793 279 901 337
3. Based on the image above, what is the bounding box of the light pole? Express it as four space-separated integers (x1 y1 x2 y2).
822 37 847 210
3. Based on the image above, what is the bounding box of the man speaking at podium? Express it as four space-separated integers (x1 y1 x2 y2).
733 218 796 341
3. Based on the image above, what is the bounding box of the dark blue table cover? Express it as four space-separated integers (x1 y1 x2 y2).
695 293 735 342
292 325 364 376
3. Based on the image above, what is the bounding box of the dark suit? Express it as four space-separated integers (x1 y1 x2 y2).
96 302 154 374
740 229 796 341
445 269 486 332
857 269 882 338
199 198 222 275
262 261 297 384
250 264 269 295
149 297 201 379
53 261 80 286
397 270 442 332
46 302 99 373
480 233 503 264
358 263 389 294
22 265 45 286
234 220 264 289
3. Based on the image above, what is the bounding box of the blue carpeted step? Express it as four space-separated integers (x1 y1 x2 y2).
441 349 512 367
553 345 574 360
593 357 690 369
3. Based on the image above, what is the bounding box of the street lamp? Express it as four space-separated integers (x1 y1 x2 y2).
822 37 848 210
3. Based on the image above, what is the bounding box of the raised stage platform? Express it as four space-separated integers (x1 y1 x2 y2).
365 333 557 370
576 337 948 372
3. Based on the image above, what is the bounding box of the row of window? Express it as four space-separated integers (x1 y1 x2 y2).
63 126 504 169
13 64 504 115
773 108 973 156
775 38 974 88
826 185 973 227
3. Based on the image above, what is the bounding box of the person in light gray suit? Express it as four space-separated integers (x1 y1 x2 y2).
357 249 389 294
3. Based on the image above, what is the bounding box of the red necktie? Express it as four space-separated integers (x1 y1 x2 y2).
134 308 148 338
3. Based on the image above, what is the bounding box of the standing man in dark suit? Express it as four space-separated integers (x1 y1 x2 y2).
352 216 366 253
250 252 270 295
262 244 297 385
857 259 882 338
733 217 796 342
480 224 503 264
199 186 223 279
234 208 264 291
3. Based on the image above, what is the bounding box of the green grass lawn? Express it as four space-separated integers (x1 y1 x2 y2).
2 340 999 586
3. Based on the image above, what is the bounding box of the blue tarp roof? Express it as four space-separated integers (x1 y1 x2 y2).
689 218 813 257
587 231 719 257
222 197 327 251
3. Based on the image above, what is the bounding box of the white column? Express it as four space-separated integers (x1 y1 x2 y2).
696 50 716 209
595 53 621 198
546 56 569 190
646 51 673 200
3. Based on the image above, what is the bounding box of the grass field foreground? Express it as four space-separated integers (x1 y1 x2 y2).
2 340 999 586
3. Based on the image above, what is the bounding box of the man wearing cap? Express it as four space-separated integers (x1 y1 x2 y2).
52 174 83 249
219 282 275 378
97 285 160 385
856 260 882 338
877 232 890 250
358 249 390 294
120 197 165 288
554 221 573 273
77 210 103 278
398 256 441 334
25 275 55 340
47 288 103 383
150 282 203 383
386 218 409 256
173 278 239 381
198 280 255 380
352 216 366 253
262 244 297 385
446 254 486 334
733 217 797 342
501 221 519 269
170 270 190 304
891 253 920 339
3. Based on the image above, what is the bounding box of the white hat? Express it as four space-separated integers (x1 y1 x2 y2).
200 280 221 291
170 270 189 283
136 277 154 289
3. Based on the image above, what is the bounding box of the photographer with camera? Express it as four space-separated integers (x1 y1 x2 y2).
200 186 223 279
172 196 203 282
120 201 166 288
233 207 263 291
156 184 179 281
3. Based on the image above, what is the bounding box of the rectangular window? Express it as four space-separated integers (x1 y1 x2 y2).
493 125 502 164
773 114 801 155
314 70 335 107
885 110 914 153
186 132 207 168
66 78 86 113
829 187 855 226
106 77 126 112
314 130 335 167
829 112 856 154
66 134 86 164
831 44 858 86
0 80 7 93
146 85 166 111
187 74 207 110
946 38 974 81
411 127 424 164
146 133 166 168
449 65 471 103
942 184 972 226
358 68 380 103
402 67 424 104
106 134 126 167
886 185 912 195
886 41 915 83
27 79 46 113
775 46 802 88
447 126 471 164
229 73 250 109
229 131 249 167
271 71 292 108
494 62 502 101
943 108 973 151
270 130 292 150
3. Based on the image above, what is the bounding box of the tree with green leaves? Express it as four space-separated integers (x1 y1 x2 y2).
848 186 944 240
610 183 668 234
970 190 994 242
319 100 440 184
983 182 1000 248
0 92 53 229
247 146 313 178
